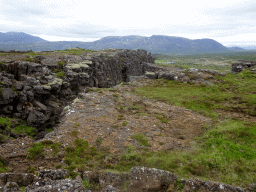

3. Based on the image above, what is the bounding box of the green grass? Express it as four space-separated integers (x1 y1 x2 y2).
153 114 169 123
0 117 12 129
122 121 128 126
139 120 256 186
26 140 62 159
130 134 151 147
14 124 36 137
55 48 96 55
0 117 36 140
56 72 66 78
63 138 110 172
155 59 167 64
46 128 53 133
127 68 256 187
134 69 256 118
74 123 80 128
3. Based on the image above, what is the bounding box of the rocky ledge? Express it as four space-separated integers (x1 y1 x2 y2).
0 167 251 191
0 49 159 139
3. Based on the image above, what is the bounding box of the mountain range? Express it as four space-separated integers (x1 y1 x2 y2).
0 32 247 54
0 32 46 43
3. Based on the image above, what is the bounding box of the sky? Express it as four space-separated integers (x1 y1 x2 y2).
0 0 256 46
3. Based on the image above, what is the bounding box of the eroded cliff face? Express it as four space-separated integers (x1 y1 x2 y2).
0 49 158 139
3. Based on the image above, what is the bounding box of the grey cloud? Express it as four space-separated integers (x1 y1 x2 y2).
1 7 46 17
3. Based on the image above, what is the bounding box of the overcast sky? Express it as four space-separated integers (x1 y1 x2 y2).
0 0 256 46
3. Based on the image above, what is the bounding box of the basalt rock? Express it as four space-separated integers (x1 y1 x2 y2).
231 60 256 72
0 49 158 139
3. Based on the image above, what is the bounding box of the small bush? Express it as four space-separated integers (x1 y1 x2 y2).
27 143 45 159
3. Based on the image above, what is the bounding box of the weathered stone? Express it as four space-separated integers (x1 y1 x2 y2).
38 169 69 180
101 185 120 192
0 88 15 105
2 181 20 192
27 109 47 129
25 178 88 192
14 81 24 91
99 172 129 189
33 101 48 112
129 167 177 192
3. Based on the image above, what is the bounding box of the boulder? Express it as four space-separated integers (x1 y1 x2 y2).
25 178 88 192
129 167 177 192
38 169 70 180
27 109 47 129
0 88 15 105
1 181 20 192
101 185 120 192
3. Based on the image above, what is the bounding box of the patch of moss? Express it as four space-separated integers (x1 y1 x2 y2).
130 134 151 147
26 140 62 159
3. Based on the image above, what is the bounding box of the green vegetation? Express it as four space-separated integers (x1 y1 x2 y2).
20 186 26 192
122 121 128 126
130 134 151 147
53 69 66 78
63 138 109 172
0 117 36 141
73 123 80 128
153 114 169 123
46 128 53 133
26 140 62 159
155 59 167 64
24 55 33 62
129 67 256 187
134 69 256 118
0 62 4 71
69 130 78 137
82 179 91 188
55 48 96 55
0 81 4 85
58 61 66 68
14 124 36 137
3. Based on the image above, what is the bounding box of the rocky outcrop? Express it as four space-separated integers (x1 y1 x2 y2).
25 178 88 192
0 172 36 187
0 49 157 139
8 167 245 192
232 60 256 72
145 68 225 85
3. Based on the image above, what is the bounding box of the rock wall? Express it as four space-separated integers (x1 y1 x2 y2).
0 167 249 191
0 49 158 139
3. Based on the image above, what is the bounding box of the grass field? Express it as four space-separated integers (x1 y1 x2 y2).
154 51 256 72
130 68 256 188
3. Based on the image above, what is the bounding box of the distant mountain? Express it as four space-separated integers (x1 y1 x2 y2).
84 35 230 54
228 47 245 51
0 32 46 43
0 32 232 54
240 45 256 50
